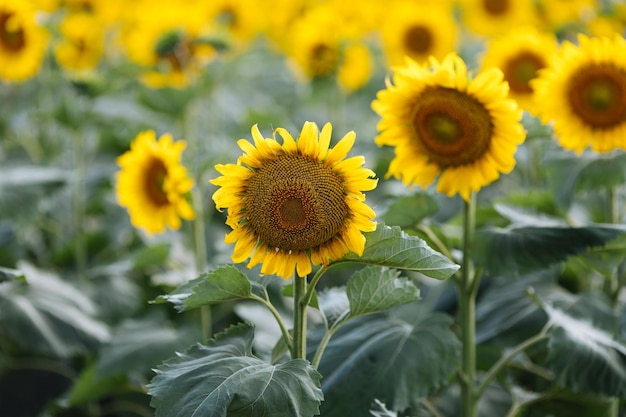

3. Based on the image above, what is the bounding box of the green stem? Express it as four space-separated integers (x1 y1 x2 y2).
72 128 87 282
291 275 308 360
311 310 350 369
182 107 211 343
476 330 549 398
192 186 211 342
457 192 478 417
251 294 292 353
606 185 621 417
303 266 326 310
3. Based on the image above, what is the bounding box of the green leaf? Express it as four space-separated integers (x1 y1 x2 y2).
347 266 420 319
132 243 170 271
313 311 460 416
475 270 575 345
0 264 110 357
153 265 255 312
66 364 128 407
95 316 198 378
381 193 439 228
546 293 626 397
544 150 626 209
148 323 323 417
0 266 26 283
337 224 459 280
474 223 626 274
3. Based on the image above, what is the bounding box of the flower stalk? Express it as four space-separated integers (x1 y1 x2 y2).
292 274 308 360
457 192 478 417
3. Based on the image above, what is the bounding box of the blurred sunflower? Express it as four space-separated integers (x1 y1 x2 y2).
536 0 596 30
0 1 48 82
116 130 195 235
372 54 525 201
119 1 215 88
457 0 538 38
380 0 457 67
211 122 378 279
532 34 626 153
204 0 261 48
54 12 104 72
480 27 558 113
283 3 373 91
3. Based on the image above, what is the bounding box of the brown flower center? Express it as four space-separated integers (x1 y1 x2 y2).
483 0 510 15
0 12 25 53
404 25 433 55
504 51 544 94
412 87 493 167
145 158 169 206
309 42 340 78
245 154 348 251
567 64 626 129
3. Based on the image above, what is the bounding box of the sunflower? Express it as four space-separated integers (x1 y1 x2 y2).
0 1 48 82
480 27 558 113
372 54 526 201
457 0 538 38
380 0 457 67
118 1 215 88
116 130 195 235
532 33 626 154
211 122 378 279
54 12 104 72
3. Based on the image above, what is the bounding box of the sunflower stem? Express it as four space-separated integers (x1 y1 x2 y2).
182 106 211 343
71 127 88 282
457 192 478 417
605 186 621 417
291 275 308 360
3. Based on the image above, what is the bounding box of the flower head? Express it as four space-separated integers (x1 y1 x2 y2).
372 53 526 201
116 130 195 235
532 33 626 154
480 26 558 113
0 1 48 82
211 122 378 279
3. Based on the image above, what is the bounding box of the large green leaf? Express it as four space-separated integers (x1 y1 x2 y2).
337 224 459 280
148 323 323 417
475 270 575 345
546 293 626 397
544 149 626 209
0 264 110 357
474 223 626 274
381 193 439 229
347 266 420 319
313 310 460 416
153 265 260 312
95 316 198 378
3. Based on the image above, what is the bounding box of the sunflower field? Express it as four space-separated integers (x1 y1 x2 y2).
2 0 626 416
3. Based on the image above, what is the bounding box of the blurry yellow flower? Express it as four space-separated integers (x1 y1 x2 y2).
532 33 626 153
0 1 48 82
458 0 538 38
380 0 457 67
337 42 374 92
480 26 558 113
119 2 216 88
283 4 373 90
116 130 195 235
211 122 378 279
54 12 104 72
204 0 261 49
536 0 596 30
373 54 525 201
